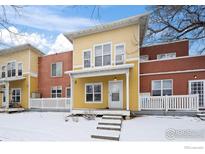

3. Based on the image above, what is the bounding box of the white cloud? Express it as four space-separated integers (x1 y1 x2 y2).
0 26 73 54
7 6 100 32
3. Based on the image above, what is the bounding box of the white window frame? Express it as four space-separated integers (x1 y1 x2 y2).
7 61 16 78
140 55 149 62
85 82 103 103
114 43 126 65
17 62 23 76
157 52 176 60
151 79 173 96
94 42 112 67
51 86 62 98
66 87 71 98
1 65 6 78
83 49 92 69
51 62 63 77
11 88 21 103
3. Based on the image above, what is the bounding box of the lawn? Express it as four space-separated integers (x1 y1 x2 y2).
0 112 204 141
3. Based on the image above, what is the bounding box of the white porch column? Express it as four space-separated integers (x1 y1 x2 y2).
5 82 9 109
126 71 129 111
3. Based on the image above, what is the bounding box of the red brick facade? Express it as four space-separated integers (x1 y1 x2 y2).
38 51 73 98
140 40 205 96
140 40 189 60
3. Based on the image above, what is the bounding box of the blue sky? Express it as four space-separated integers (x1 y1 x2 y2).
0 5 147 54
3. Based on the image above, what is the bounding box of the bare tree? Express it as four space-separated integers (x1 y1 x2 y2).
0 5 23 47
146 5 205 54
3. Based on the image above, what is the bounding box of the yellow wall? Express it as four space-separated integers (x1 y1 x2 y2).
30 76 38 95
30 50 41 74
73 24 140 69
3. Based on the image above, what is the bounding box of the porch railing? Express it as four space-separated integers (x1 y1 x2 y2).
139 94 199 111
30 98 71 110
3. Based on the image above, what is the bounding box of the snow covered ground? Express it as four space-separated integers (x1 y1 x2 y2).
0 112 204 141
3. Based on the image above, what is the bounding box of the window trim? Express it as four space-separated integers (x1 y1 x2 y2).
140 55 149 62
93 42 112 67
82 49 92 69
151 79 173 96
51 86 62 98
157 52 176 60
7 61 16 78
11 88 21 103
114 43 126 65
17 62 23 77
51 62 63 77
66 87 71 98
85 82 103 103
1 65 6 78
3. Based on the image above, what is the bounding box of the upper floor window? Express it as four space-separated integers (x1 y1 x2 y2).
157 52 176 60
152 79 172 96
140 55 149 62
83 50 91 68
115 44 125 65
94 43 111 67
51 86 62 98
1 66 6 78
51 62 62 77
18 63 23 76
7 62 16 77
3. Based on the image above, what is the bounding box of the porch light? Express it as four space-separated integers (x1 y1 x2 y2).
114 77 117 81
194 75 197 79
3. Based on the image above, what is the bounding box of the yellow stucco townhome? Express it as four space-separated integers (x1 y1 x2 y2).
0 44 45 109
64 13 149 115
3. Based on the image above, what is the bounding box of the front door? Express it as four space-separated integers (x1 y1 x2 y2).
109 81 123 109
189 80 205 109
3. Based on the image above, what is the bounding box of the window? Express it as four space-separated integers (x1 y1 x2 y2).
95 43 111 67
115 44 125 65
140 55 149 62
152 80 172 96
12 89 21 103
66 87 71 98
51 62 62 77
85 83 102 102
18 63 23 76
157 52 176 60
51 86 62 98
7 62 16 77
83 50 91 68
1 66 6 78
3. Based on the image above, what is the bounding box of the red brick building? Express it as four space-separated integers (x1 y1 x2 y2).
38 51 73 98
140 39 205 109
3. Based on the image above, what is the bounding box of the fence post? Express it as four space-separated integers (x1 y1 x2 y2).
196 94 199 112
41 99 43 109
165 95 168 112
138 96 141 111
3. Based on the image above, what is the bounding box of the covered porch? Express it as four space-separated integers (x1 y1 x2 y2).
0 76 26 109
66 64 134 115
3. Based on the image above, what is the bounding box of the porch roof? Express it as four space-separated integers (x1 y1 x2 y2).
0 76 26 84
65 64 134 78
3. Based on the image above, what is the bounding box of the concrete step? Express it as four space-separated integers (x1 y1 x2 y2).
97 124 121 131
98 119 122 126
102 115 123 120
91 130 120 141
197 114 205 117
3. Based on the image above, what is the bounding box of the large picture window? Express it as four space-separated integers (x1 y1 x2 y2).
85 83 102 103
152 80 173 96
95 43 111 67
83 50 91 68
115 44 125 65
51 86 62 98
12 89 21 103
51 62 62 77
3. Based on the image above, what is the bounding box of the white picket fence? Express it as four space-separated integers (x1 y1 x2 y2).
30 98 71 110
140 94 199 111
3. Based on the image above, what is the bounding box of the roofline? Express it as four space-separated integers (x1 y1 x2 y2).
0 44 45 56
43 50 73 57
141 39 189 48
64 12 150 45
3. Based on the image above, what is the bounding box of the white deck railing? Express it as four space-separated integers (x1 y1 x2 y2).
30 98 71 110
140 94 199 111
